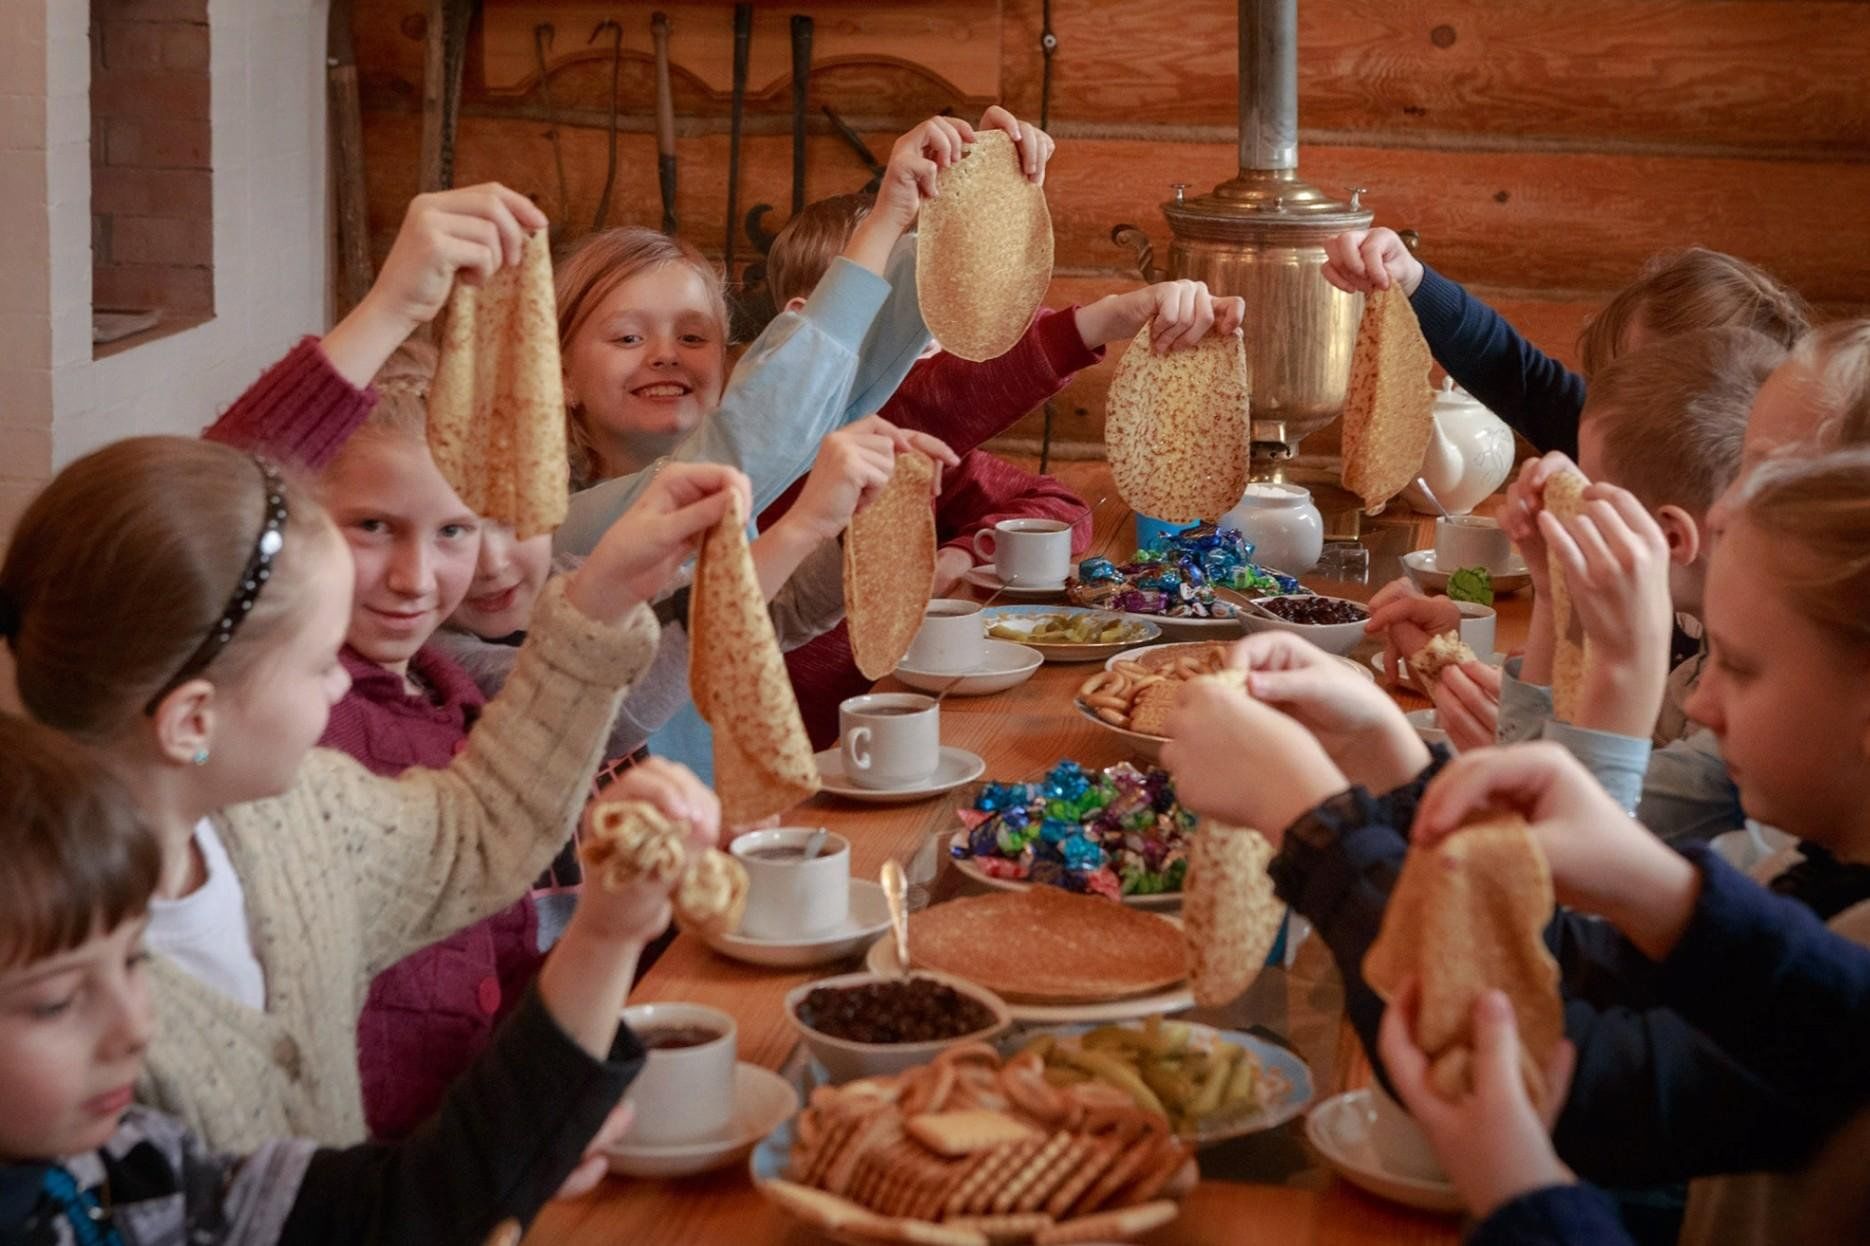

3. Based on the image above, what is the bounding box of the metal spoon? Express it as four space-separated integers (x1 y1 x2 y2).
880 858 910 974
1414 476 1451 519
800 828 830 861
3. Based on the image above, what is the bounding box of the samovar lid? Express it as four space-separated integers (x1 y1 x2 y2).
1163 168 1372 243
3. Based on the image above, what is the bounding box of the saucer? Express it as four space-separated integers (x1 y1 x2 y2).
813 746 987 804
961 566 1068 600
894 640 1043 696
699 880 894 968
1304 1089 1463 1214
1402 549 1532 596
607 1063 799 1179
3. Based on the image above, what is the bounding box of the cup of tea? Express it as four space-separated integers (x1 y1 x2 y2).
1367 1081 1447 1182
1435 515 1514 574
621 1001 738 1144
730 827 851 941
903 598 985 674
838 693 940 790
972 518 1071 587
1456 600 1497 658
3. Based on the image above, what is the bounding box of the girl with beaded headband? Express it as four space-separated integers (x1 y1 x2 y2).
0 184 738 1153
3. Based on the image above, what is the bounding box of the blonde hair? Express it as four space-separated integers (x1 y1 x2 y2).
554 228 727 485
1788 318 1870 452
1582 327 1786 515
767 194 872 308
361 338 438 441
1577 247 1810 378
1731 444 1870 651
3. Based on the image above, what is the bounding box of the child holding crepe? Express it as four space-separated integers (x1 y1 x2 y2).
1322 228 1809 458
0 714 711 1244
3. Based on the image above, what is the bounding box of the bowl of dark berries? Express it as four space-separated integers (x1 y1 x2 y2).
785 970 1011 1082
1239 593 1371 655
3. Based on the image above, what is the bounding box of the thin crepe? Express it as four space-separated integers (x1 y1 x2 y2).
1362 815 1563 1101
845 449 937 679
1183 820 1282 1007
1543 470 1593 721
1340 286 1435 515
584 800 749 936
427 229 569 539
917 130 1055 362
1105 327 1252 523
690 493 821 824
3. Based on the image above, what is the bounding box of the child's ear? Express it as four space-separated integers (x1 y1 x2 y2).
784 296 808 314
1655 505 1703 568
150 681 217 767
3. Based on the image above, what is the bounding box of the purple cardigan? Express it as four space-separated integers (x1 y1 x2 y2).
324 645 545 1141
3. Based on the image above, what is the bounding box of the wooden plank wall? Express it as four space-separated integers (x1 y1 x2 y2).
352 0 1870 454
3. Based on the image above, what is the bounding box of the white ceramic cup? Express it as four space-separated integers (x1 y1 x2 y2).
730 827 851 941
903 598 985 674
620 1002 738 1145
1455 601 1497 658
1367 1081 1448 1182
839 693 940 790
972 518 1071 587
1435 515 1514 574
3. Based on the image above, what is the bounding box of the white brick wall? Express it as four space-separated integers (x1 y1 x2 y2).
2 0 332 508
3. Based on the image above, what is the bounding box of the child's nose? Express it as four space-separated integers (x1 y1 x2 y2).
387 543 434 595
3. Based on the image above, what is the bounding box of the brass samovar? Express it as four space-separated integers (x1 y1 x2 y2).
1113 0 1372 524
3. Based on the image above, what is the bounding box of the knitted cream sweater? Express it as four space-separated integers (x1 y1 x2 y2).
135 580 659 1151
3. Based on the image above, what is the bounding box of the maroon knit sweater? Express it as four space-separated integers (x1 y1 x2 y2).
759 307 1100 746
206 339 544 1141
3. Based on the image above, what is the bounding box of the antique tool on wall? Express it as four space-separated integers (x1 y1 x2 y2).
328 0 372 314
723 3 753 278
1110 0 1373 522
821 104 885 194
589 19 624 233
418 0 475 193
651 11 678 234
531 23 570 226
789 14 814 213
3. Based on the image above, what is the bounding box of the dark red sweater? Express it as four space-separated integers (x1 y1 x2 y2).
761 307 1101 746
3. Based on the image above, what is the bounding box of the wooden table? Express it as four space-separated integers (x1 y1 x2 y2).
533 463 1528 1245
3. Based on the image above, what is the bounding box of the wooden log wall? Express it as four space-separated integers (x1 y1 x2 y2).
352 0 1870 454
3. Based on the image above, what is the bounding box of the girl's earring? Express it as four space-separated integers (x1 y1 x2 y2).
192 748 210 766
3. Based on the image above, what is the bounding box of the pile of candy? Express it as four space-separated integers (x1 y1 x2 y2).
1066 524 1302 618
954 760 1196 900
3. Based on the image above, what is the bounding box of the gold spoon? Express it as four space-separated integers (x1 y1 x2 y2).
880 858 910 974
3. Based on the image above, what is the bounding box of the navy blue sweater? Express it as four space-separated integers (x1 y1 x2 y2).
1269 756 1870 1195
1410 266 1588 458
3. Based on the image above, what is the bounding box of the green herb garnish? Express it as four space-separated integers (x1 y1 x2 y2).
1447 566 1494 606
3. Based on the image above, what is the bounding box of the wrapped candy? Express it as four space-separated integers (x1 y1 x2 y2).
1114 589 1167 614
1076 556 1124 584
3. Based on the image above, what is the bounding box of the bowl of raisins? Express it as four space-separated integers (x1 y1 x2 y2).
1239 594 1371 655
786 971 1011 1082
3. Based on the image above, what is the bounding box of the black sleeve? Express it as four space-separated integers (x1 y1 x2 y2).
1409 265 1588 458
277 986 645 1246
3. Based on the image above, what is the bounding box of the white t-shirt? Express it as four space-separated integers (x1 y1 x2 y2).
147 820 267 1010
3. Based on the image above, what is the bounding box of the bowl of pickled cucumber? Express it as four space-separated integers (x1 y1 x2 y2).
980 605 1162 663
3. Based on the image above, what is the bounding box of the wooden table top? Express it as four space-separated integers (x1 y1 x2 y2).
531 463 1527 1245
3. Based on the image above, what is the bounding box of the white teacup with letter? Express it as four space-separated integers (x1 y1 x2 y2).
903 598 985 674
1435 515 1513 574
973 518 1071 587
730 827 851 940
839 693 940 789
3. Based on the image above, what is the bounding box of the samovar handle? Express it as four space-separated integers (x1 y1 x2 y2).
1109 224 1166 282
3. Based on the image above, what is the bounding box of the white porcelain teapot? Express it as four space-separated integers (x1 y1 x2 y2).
1406 378 1515 515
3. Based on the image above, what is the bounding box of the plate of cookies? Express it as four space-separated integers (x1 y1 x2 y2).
753 1044 1196 1245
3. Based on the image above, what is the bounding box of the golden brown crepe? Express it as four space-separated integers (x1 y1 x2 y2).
845 449 938 679
689 493 821 824
917 130 1055 362
1182 820 1282 1007
1362 814 1563 1100
584 800 748 936
427 228 569 539
1105 327 1251 523
1340 286 1436 515
1542 469 1593 721
906 889 1186 1004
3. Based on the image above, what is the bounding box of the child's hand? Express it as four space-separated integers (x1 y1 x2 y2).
568 463 752 623
977 105 1056 184
1160 669 1348 838
1378 980 1577 1221
1429 661 1503 752
1504 452 1584 598
1229 631 1428 792
553 1102 635 1200
1365 577 1462 683
782 417 907 544
576 759 722 945
1538 483 1673 736
1322 227 1424 296
871 115 976 234
1412 741 1700 956
1079 280 1248 353
370 184 547 333
932 547 975 596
